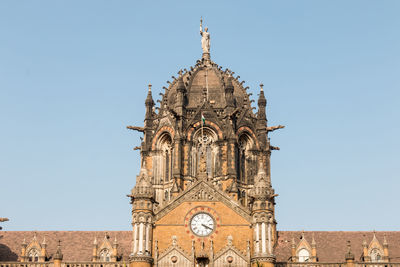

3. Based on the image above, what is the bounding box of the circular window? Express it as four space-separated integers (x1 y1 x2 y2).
226 256 234 263
171 256 178 263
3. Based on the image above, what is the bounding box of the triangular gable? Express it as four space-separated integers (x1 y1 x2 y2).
158 246 192 262
154 180 251 221
214 245 247 262
185 101 222 134
296 234 312 254
368 234 384 255
98 235 113 251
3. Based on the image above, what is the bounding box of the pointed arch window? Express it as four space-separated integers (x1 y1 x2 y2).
238 134 256 185
191 127 218 179
370 248 382 262
154 133 173 184
99 249 111 262
28 249 39 262
298 248 310 262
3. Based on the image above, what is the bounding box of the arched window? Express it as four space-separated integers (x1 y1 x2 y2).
238 134 256 184
370 248 382 262
154 133 173 184
28 249 39 262
191 127 218 179
99 249 111 262
298 248 310 262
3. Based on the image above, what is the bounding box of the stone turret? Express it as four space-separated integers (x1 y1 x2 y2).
53 241 63 267
383 234 389 261
129 167 154 267
250 163 276 267
40 237 47 262
92 237 98 262
345 241 355 267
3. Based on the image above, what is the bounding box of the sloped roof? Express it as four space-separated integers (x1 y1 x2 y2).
276 231 400 262
1 231 400 262
0 231 131 262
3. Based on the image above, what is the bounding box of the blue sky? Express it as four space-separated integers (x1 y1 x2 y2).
1 1 399 231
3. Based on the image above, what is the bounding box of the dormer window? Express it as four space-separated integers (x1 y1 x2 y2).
28 249 39 262
370 248 382 262
99 249 111 262
298 248 310 262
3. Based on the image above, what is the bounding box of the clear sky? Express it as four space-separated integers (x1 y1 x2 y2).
1 1 399 231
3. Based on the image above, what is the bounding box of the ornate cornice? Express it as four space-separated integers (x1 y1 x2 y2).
129 254 153 263
251 255 276 263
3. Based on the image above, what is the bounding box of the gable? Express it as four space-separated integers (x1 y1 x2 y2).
154 180 251 222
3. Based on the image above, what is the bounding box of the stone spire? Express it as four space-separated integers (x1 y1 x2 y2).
145 84 154 120
92 237 98 262
112 236 118 262
345 241 355 261
251 162 273 201
257 83 267 120
383 234 389 261
130 166 154 199
291 237 296 262
53 240 63 261
311 233 317 262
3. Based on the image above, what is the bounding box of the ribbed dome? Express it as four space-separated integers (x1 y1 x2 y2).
161 57 253 112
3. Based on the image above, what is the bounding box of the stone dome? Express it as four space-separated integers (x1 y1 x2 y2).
161 56 255 114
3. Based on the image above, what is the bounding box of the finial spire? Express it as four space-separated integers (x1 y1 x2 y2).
345 240 355 260
54 240 63 260
260 83 264 92
148 83 152 92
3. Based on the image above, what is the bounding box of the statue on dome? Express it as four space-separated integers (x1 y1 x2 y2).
200 17 210 54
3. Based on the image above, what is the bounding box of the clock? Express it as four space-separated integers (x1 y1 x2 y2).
190 212 215 236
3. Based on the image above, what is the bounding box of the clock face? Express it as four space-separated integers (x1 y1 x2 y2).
190 212 215 236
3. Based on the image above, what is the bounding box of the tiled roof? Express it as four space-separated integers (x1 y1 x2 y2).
276 231 400 262
0 231 131 262
1 231 400 262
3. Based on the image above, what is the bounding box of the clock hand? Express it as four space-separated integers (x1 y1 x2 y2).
202 224 213 230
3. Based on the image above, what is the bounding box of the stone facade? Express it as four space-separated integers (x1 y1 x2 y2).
125 49 282 267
